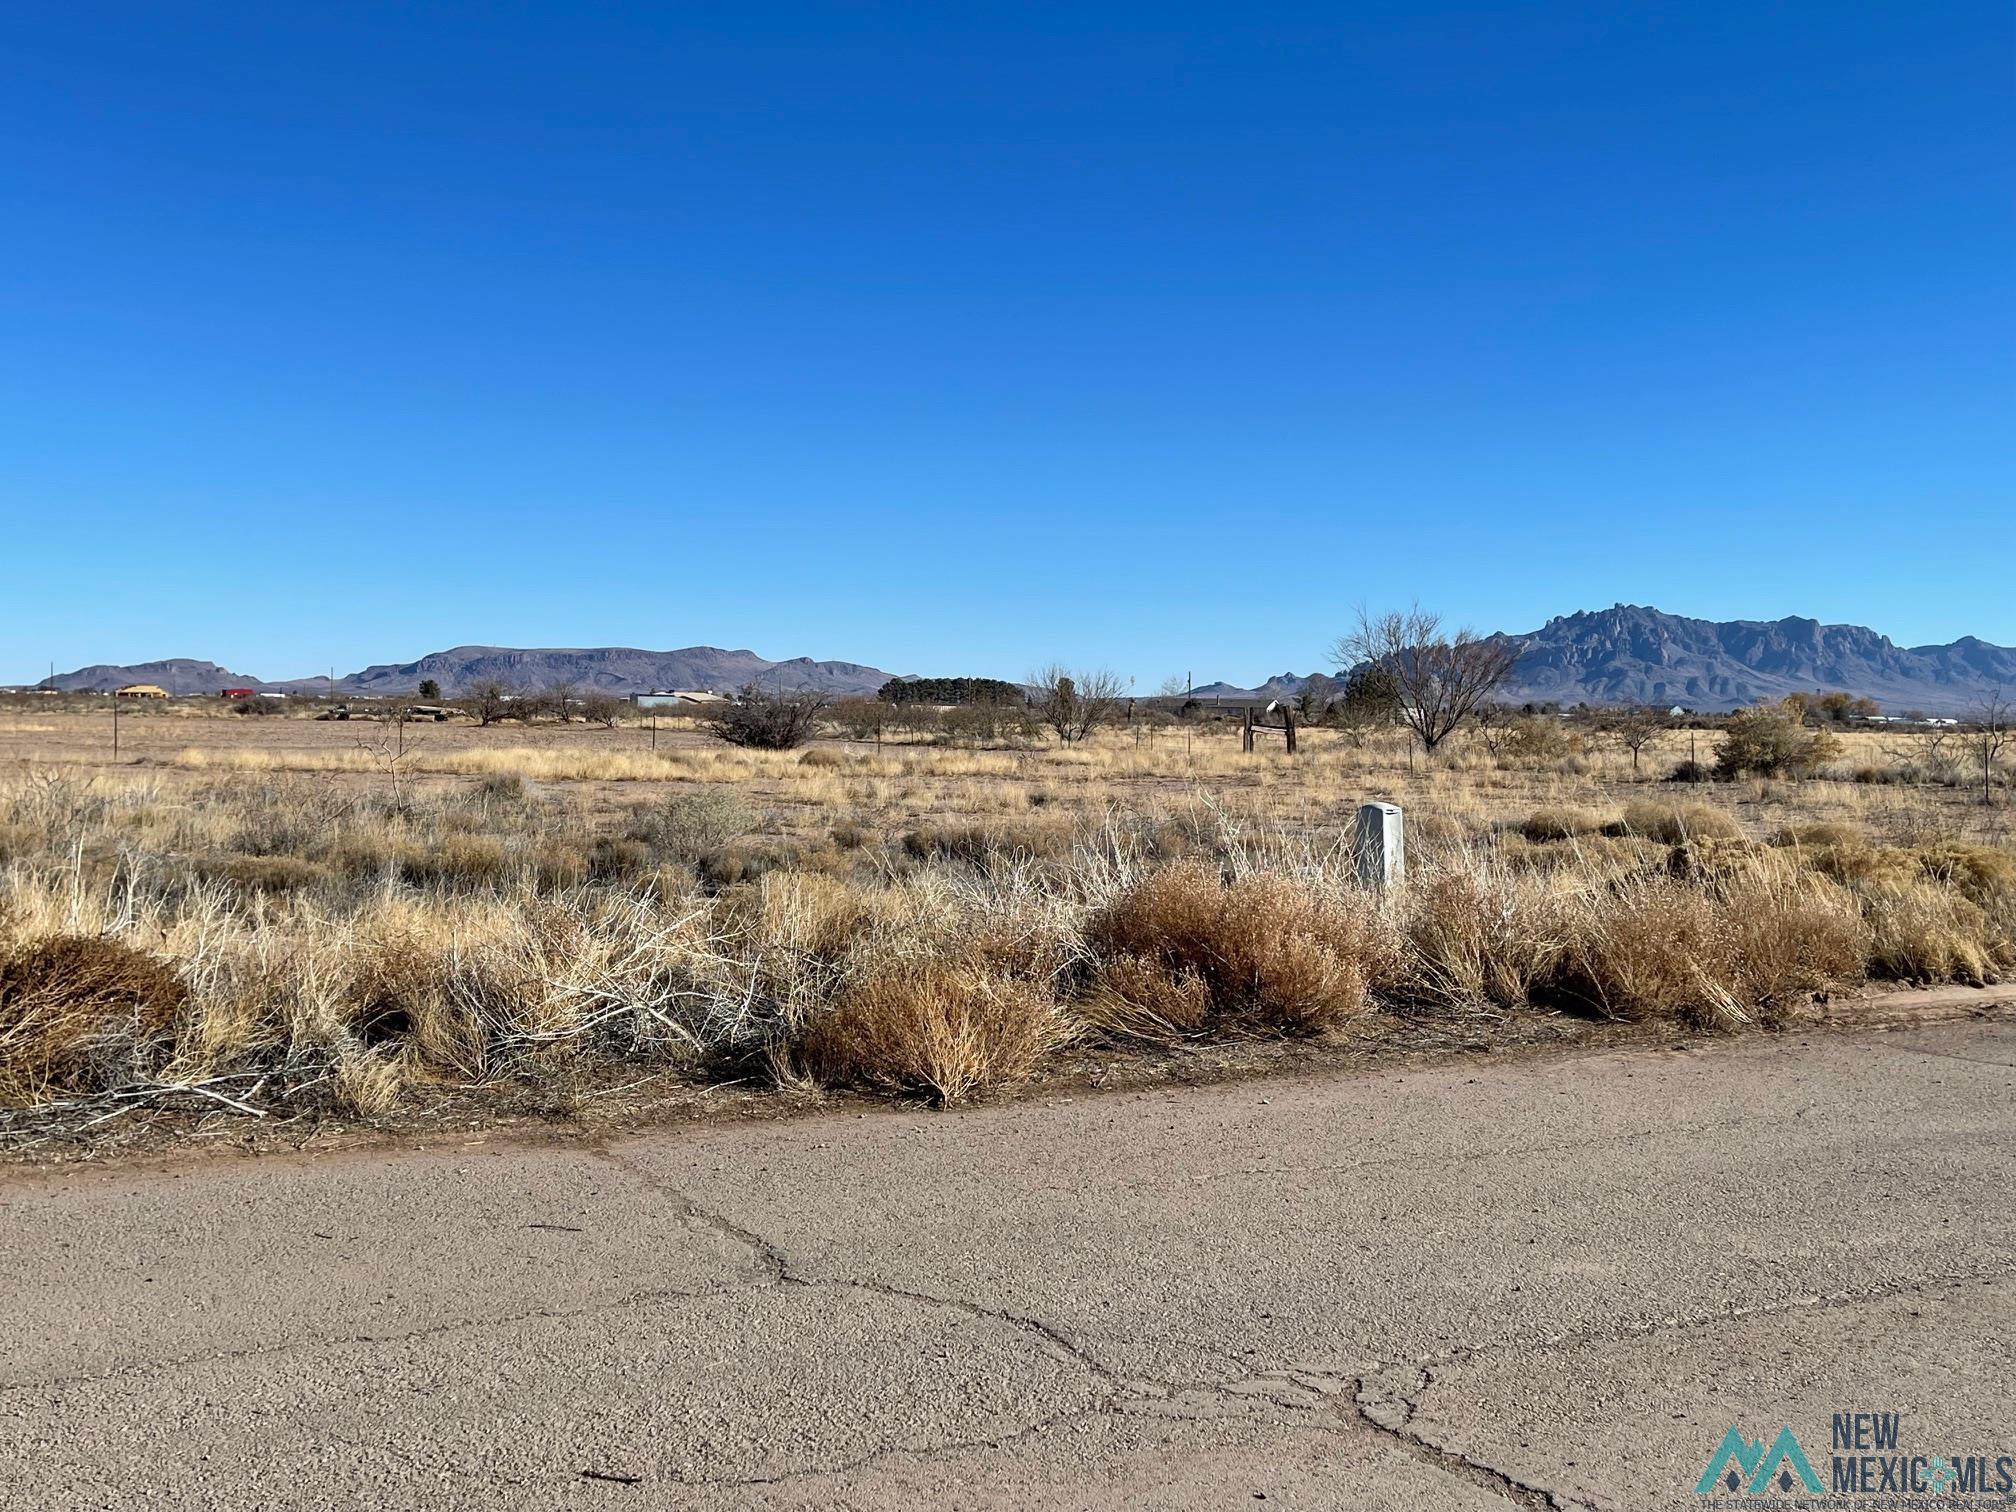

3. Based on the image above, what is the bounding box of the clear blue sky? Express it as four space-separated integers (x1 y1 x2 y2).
2 2 2009 686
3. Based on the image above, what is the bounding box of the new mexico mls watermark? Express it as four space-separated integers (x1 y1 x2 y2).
1696 1412 2014 1507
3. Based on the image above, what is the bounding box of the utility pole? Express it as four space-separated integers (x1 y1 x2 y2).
112 689 120 761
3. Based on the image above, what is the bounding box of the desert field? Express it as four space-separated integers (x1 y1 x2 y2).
1 699 2010 1149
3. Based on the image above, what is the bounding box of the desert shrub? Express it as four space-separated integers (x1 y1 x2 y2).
1666 758 1715 784
1861 881 1997 985
526 837 592 890
1720 876 1870 1018
0 935 188 1102
1771 822 1867 851
699 842 792 888
1550 878 1728 1023
397 834 511 890
328 832 411 882
725 871 900 963
1497 715 1573 765
1622 800 1743 845
196 853 336 895
828 820 872 850
798 958 1071 1104
329 1042 406 1119
1084 863 1397 1035
1518 807 1605 843
1078 953 1212 1044
1402 867 1565 1010
587 836 652 882
473 773 527 805
225 782 344 857
629 788 753 864
1916 843 2016 905
1715 701 1841 778
706 686 828 750
901 820 1072 868
1784 840 1919 890
1497 831 1657 879
1665 835 1783 887
1406 813 1468 851
349 901 560 1078
798 746 846 769
1549 870 1868 1026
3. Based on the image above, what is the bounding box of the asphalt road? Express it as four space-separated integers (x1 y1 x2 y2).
3 1017 2012 1511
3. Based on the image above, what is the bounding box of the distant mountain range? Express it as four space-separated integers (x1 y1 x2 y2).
28 607 2016 712
38 647 903 698
1195 605 2016 714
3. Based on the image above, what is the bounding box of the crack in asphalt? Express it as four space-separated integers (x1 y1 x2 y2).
12 1073 2012 1505
594 1148 1122 1388
586 1152 1576 1503
1346 1369 1587 1512
1878 1042 2016 1070
1384 1260 2016 1375
577 1153 2016 1505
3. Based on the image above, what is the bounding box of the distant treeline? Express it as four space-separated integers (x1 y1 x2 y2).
878 676 1027 706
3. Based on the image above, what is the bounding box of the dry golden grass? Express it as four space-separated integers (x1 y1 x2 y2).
0 708 2009 1135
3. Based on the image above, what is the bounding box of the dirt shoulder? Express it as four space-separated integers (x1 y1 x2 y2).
5 983 2009 1181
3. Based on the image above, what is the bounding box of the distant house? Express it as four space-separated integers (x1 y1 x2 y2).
633 690 731 708
1667 705 1689 717
115 684 170 699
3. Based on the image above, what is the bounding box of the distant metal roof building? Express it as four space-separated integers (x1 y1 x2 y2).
115 684 170 698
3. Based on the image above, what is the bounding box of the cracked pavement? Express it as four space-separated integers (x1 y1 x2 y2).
2 1017 2011 1509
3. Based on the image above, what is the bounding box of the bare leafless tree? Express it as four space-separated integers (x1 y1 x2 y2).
538 679 581 724
460 679 515 727
1884 722 1963 786
1332 607 1519 754
578 690 625 729
1030 665 1125 744
1609 706 1670 779
1968 692 2011 805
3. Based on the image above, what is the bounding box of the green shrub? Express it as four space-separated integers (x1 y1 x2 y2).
1715 700 1841 778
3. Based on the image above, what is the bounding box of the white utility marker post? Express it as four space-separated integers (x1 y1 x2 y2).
1354 802 1404 891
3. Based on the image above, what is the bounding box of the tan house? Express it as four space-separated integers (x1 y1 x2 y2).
115 684 170 699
